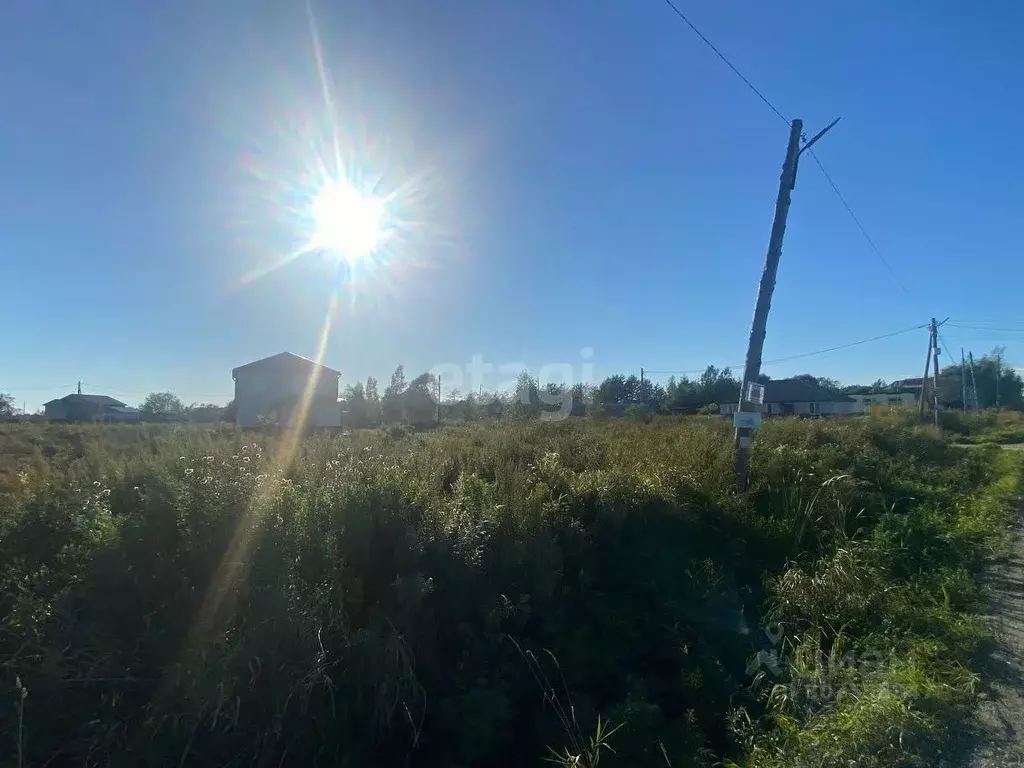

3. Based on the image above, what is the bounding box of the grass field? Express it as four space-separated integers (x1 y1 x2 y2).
940 409 1024 445
1 414 1020 767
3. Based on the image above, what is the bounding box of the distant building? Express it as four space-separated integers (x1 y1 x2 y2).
721 378 856 417
893 377 926 391
232 352 342 429
44 394 140 422
846 392 918 412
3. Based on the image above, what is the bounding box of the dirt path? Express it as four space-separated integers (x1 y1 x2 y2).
949 506 1024 767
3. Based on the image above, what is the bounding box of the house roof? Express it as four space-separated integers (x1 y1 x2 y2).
232 352 341 378
43 394 126 407
762 379 854 404
895 377 925 387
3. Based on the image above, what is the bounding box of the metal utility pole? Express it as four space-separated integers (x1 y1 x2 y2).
961 348 968 412
969 352 979 410
733 116 840 489
931 317 941 427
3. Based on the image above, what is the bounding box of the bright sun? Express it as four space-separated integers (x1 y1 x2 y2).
309 177 385 262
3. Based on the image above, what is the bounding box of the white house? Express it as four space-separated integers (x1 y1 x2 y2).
721 378 857 417
232 352 342 429
846 392 917 413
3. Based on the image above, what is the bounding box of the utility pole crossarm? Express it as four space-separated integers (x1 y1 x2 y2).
799 117 841 156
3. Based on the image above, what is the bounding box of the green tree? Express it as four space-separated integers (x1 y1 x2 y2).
792 374 841 393
382 366 406 423
343 382 368 428
187 403 224 423
510 372 541 420
222 399 237 423
938 347 1024 410
140 392 185 422
405 373 438 428
364 376 381 427
0 393 14 419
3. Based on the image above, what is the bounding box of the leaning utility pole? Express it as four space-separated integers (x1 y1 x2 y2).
919 323 934 418
733 116 840 489
931 317 941 427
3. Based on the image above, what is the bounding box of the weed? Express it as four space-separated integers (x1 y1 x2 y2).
0 417 1018 766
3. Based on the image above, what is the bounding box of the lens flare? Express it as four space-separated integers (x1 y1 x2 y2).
307 176 386 263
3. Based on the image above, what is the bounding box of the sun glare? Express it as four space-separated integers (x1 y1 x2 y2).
308 177 385 262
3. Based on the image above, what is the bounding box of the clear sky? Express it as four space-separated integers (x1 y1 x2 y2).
4 1 1024 411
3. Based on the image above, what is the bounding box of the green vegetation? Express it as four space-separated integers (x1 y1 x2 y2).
940 409 1024 445
0 416 1019 766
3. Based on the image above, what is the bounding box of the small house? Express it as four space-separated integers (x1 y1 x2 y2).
232 352 342 429
44 394 135 422
721 378 856 417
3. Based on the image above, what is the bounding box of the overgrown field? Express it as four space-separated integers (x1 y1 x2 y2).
1 416 1020 767
939 408 1024 445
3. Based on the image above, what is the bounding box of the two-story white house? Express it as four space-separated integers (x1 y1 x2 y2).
232 352 342 429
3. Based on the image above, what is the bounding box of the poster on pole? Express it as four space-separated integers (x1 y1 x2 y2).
733 411 762 430
746 382 765 405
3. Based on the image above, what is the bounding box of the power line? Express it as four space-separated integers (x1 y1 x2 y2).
805 150 912 295
936 330 956 363
658 0 788 125
7 383 76 392
949 320 1024 326
948 323 1024 333
762 323 927 365
82 383 232 401
643 322 928 375
655 0 912 299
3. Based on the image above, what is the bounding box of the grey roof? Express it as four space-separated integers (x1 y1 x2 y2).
43 394 126 407
232 351 341 378
762 379 854 404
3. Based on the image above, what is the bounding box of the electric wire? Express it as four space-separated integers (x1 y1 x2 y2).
642 322 928 376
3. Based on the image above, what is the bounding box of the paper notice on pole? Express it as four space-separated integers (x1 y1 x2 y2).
746 382 765 405
733 411 762 430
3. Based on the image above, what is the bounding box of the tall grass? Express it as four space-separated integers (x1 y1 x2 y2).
0 416 1018 766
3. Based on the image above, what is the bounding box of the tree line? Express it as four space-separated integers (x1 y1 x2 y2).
341 348 1022 425
4 347 1019 425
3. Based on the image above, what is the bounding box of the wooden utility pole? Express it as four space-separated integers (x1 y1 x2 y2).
919 326 932 417
733 116 840 489
930 318 941 427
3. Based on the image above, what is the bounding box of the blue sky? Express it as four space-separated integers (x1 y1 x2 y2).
4 1 1024 410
